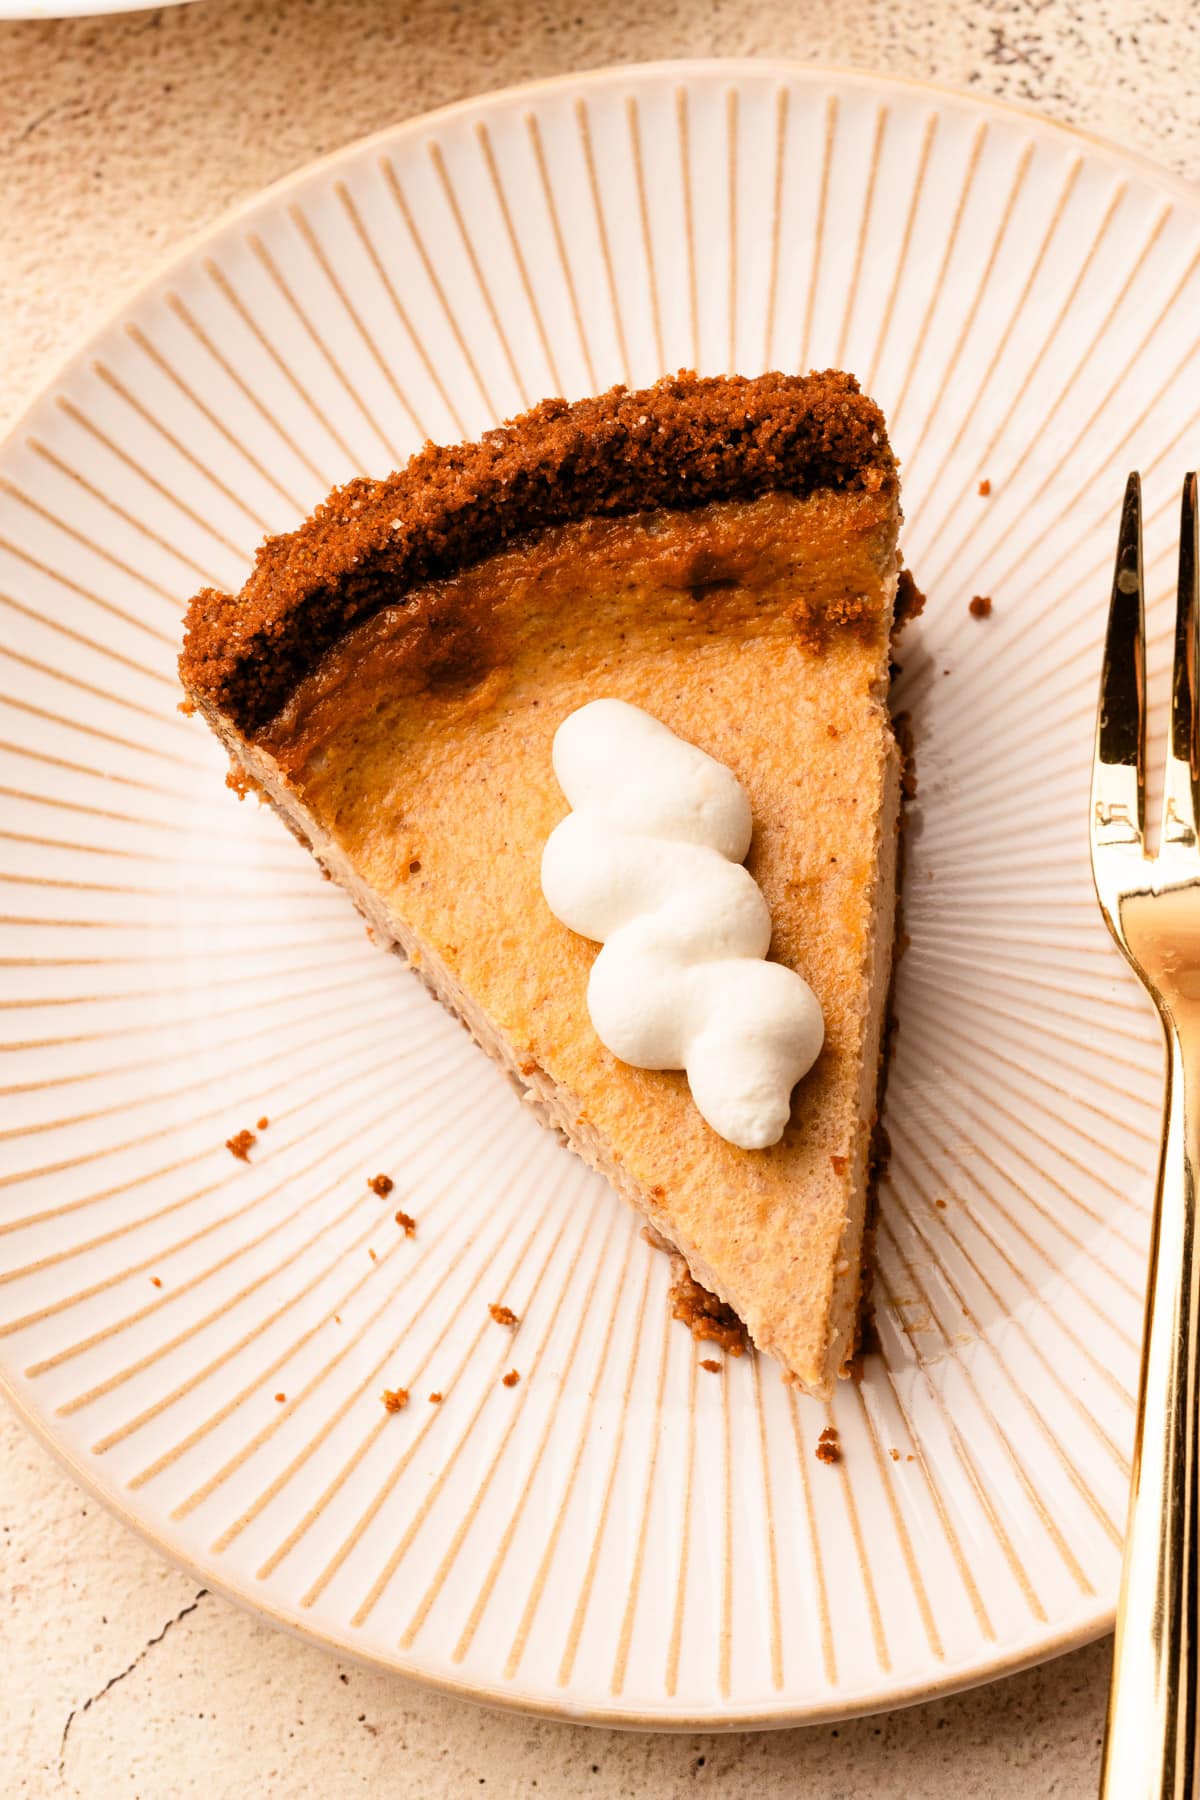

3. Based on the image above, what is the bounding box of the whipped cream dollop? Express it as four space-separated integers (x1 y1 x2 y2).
540 699 824 1149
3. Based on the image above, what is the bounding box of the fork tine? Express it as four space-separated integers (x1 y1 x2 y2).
1091 472 1146 858
1162 472 1200 849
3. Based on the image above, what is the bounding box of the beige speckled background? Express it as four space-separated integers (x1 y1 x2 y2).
2 1 1194 1794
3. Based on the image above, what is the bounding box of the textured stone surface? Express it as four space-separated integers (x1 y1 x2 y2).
1 0 1188 1793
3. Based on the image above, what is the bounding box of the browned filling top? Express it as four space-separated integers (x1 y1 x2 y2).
258 486 898 783
179 370 896 735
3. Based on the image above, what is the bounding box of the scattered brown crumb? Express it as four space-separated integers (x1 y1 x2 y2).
968 594 993 619
150 1276 162 1289
700 1358 721 1374
935 1198 947 1210
334 1315 342 1324
907 1454 915 1462
816 1426 841 1466
381 1386 409 1412
428 1391 443 1404
666 1254 748 1355
394 1209 416 1236
489 1303 519 1328
225 1128 256 1161
178 697 196 716
367 1173 394 1198
978 478 992 496
829 1154 848 1177
368 1248 377 1262
257 1116 269 1132
889 1447 901 1462
501 1369 521 1388
224 763 256 800
274 1392 286 1404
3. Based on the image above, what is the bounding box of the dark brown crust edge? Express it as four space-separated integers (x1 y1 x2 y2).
845 661 922 1379
180 370 897 736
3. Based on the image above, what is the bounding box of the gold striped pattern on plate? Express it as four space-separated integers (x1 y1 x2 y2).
1 62 1193 1726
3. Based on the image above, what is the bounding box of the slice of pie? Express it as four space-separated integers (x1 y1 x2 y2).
180 371 908 1398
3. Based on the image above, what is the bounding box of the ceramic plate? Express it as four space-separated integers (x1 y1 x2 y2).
0 3 196 17
1 60 1193 1727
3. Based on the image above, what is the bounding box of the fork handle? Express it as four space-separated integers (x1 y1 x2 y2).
1101 1023 1200 1798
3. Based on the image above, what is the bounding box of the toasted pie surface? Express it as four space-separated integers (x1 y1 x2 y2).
181 372 904 1398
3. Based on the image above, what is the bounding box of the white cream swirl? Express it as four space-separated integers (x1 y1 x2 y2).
540 699 824 1149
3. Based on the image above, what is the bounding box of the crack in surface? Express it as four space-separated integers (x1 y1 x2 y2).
57 1588 208 1775
6 101 92 156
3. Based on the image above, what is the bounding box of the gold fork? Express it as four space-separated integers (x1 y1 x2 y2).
1093 471 1200 1797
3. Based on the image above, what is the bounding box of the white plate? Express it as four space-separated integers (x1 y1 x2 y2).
0 59 1191 1727
0 2 195 17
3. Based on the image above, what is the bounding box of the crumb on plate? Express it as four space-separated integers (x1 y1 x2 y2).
816 1426 841 1465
